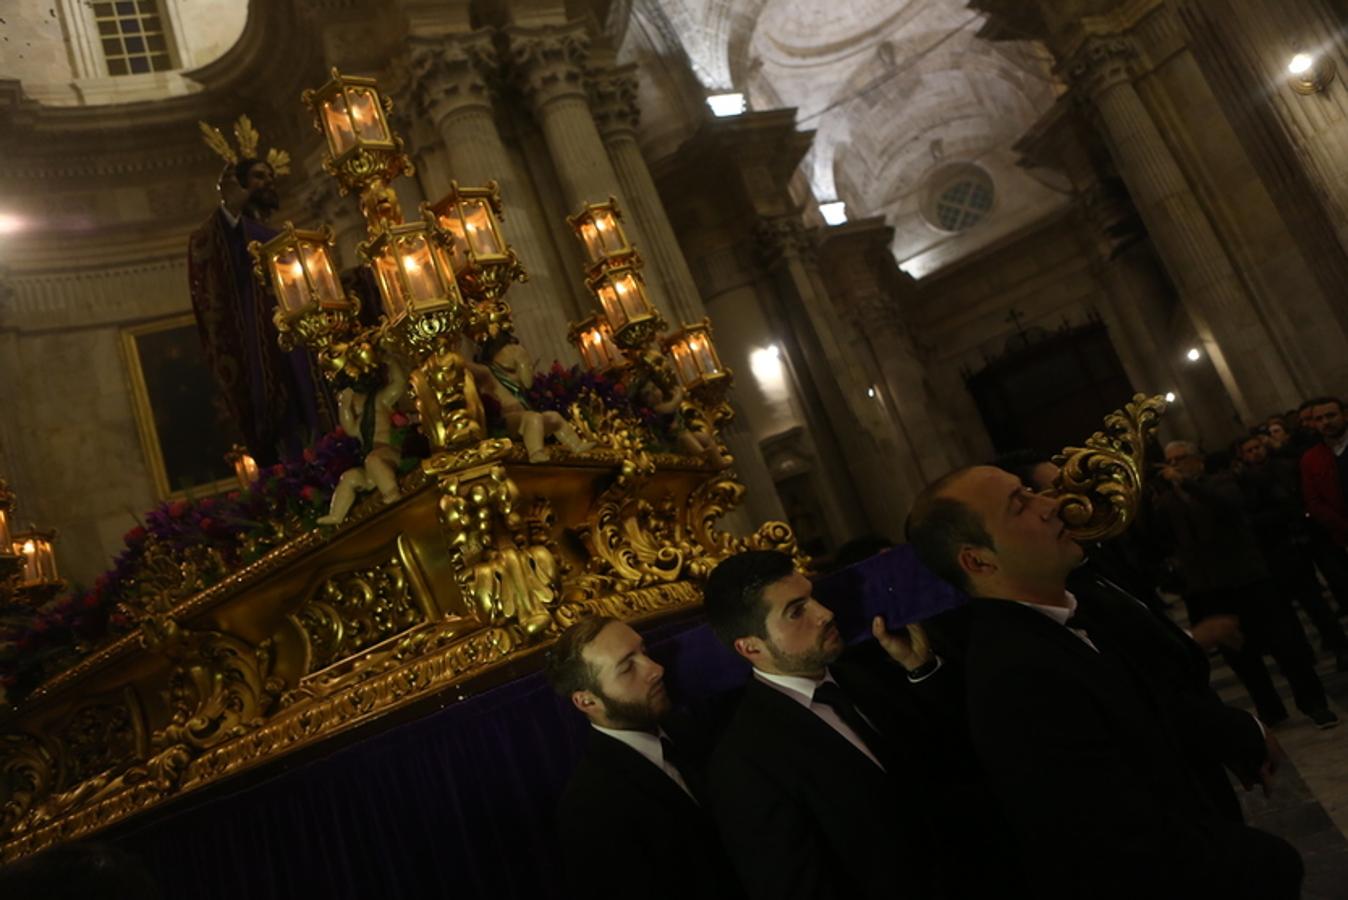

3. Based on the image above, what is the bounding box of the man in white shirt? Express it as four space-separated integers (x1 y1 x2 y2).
545 616 742 900
702 549 1023 900
906 464 1303 900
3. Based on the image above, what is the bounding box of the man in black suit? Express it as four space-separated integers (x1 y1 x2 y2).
702 550 1022 900
545 616 741 900
906 465 1303 900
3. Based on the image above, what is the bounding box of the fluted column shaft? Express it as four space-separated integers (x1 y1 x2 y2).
589 65 708 327
409 31 575 365
1070 37 1298 420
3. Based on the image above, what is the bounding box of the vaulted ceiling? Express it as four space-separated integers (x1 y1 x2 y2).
622 0 1071 277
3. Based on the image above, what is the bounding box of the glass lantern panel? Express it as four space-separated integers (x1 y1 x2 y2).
18 540 39 583
437 213 468 272
578 330 602 370
430 240 458 291
688 335 720 375
398 234 440 303
579 221 603 266
0 510 9 551
300 242 343 308
462 200 502 256
36 540 57 581
670 343 700 386
374 252 407 319
594 211 626 255
613 273 648 321
347 88 388 143
596 283 624 328
270 248 309 314
322 95 357 155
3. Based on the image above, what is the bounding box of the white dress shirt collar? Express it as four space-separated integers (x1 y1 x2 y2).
591 724 695 800
1331 432 1348 457
752 668 886 771
219 203 242 229
1012 591 1099 652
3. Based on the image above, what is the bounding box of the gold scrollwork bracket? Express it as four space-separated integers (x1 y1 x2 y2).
139 617 283 752
434 447 560 639
1051 392 1166 542
0 733 57 835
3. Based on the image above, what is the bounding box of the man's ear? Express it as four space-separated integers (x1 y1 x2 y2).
732 635 764 663
571 690 599 717
957 544 996 580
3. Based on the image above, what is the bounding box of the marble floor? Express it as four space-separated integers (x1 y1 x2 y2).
1181 602 1348 900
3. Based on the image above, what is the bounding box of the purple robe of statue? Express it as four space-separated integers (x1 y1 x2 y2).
187 208 332 465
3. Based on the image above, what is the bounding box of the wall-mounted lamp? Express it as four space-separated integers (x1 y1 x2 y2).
1288 51 1336 95
1185 347 1202 362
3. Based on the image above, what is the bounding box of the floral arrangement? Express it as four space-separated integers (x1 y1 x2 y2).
0 430 363 705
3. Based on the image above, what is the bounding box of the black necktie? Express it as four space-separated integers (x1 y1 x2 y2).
811 681 889 769
659 736 704 802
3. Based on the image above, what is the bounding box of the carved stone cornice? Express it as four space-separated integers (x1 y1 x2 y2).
505 21 592 110
587 64 641 139
406 30 501 126
754 217 818 269
1061 35 1141 100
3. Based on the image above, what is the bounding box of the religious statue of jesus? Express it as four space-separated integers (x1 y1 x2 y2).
188 121 331 465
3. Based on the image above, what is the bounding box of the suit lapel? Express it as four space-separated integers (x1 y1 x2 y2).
587 730 702 813
743 678 896 777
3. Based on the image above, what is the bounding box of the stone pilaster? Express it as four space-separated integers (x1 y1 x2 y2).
1065 35 1298 420
406 31 577 365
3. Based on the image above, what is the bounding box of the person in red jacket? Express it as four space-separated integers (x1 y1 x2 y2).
1300 397 1348 546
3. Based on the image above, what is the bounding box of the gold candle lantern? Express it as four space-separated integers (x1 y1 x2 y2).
569 315 627 372
663 319 731 398
0 479 14 559
248 223 356 350
302 69 410 195
431 182 525 301
568 198 635 273
361 211 465 355
0 480 20 595
589 263 663 350
226 445 260 491
12 526 63 608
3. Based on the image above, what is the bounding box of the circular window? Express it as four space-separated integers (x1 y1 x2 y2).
922 164 995 233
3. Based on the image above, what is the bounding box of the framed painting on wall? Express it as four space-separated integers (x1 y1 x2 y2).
121 313 243 500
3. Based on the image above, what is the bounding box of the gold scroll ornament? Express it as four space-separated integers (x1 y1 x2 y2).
1051 393 1167 542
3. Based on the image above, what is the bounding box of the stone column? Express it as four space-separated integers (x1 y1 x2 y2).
755 217 899 539
1066 36 1300 421
506 22 627 218
817 218 964 487
587 64 708 327
407 31 576 364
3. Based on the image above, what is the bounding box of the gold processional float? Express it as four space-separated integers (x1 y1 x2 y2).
0 69 1168 862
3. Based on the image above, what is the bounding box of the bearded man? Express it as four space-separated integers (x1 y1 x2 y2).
545 617 742 900
187 159 329 464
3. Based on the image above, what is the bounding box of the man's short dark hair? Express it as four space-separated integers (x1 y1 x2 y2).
703 550 795 647
1304 396 1345 413
543 615 617 698
904 468 992 594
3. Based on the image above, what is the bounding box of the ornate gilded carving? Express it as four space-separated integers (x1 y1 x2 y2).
1051 392 1166 541
140 617 282 751
290 539 430 675
438 465 558 637
406 348 486 451
0 734 55 834
51 693 143 787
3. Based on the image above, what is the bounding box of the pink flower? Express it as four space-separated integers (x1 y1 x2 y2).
123 526 146 544
167 499 190 519
303 448 318 463
391 411 409 427
300 485 317 502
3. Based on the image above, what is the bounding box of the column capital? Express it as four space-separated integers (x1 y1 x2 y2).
586 64 641 139
754 216 818 269
1062 35 1140 100
405 30 500 126
506 21 592 110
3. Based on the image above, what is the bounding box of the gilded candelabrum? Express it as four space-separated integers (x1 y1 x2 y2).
1051 393 1167 541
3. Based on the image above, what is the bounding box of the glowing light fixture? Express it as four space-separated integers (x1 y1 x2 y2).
706 93 746 117
1287 50 1336 94
1185 347 1201 362
820 202 848 226
1165 391 1177 403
